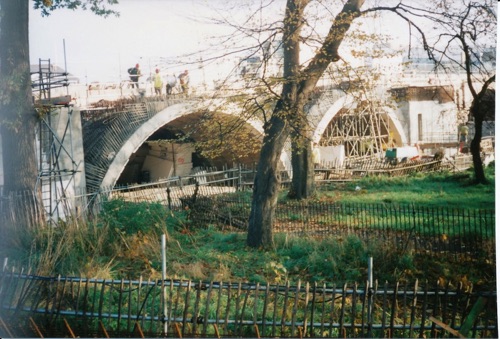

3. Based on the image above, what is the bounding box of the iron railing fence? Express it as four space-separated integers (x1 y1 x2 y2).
0 270 497 338
88 172 496 261
179 195 495 261
0 167 495 262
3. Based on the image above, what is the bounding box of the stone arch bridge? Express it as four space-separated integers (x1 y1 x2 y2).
78 85 453 193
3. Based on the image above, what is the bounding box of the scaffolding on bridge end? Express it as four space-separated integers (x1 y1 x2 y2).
32 58 82 223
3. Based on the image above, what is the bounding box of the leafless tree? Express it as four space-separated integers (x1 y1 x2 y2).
366 0 496 183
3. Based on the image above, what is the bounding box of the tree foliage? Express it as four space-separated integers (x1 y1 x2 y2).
32 0 119 17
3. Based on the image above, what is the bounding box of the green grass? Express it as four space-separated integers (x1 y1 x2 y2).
0 168 495 291
316 167 495 209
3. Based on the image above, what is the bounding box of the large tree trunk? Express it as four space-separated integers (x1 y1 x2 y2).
288 130 315 199
0 0 42 227
247 0 365 248
469 102 486 184
247 102 290 248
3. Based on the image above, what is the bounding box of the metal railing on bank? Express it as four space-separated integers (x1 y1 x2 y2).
74 166 495 261
0 269 497 338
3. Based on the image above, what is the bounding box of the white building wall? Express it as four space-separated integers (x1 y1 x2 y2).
407 101 458 145
142 142 194 181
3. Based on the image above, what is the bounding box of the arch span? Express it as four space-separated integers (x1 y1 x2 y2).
100 102 265 189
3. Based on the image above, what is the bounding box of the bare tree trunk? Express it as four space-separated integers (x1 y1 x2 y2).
247 102 289 248
0 0 42 227
288 131 315 199
247 0 365 248
470 103 486 184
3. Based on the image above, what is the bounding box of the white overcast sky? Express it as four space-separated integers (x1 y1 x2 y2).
28 0 464 85
29 0 239 84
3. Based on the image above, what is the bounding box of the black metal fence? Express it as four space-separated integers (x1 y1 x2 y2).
186 196 495 259
0 270 497 338
91 172 496 261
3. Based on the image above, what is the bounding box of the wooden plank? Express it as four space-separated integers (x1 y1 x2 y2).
63 318 76 338
173 322 182 338
214 281 223 332
0 315 14 338
223 283 232 336
271 284 279 337
136 276 143 330
254 324 261 339
429 316 465 338
134 321 146 338
350 283 358 336
99 320 110 338
237 283 247 336
409 280 418 335
29 317 44 338
213 323 221 339
150 278 160 334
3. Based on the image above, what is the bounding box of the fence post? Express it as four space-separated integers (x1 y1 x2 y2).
238 165 242 191
162 234 168 335
367 257 374 337
166 187 172 210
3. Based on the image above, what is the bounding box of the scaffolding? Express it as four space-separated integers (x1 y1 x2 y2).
32 58 81 222
320 101 391 159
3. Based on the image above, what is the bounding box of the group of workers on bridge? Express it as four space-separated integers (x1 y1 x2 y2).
127 64 189 96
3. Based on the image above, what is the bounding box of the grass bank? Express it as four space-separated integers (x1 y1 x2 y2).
0 167 495 291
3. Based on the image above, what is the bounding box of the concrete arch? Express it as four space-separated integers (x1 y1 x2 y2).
100 102 265 189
